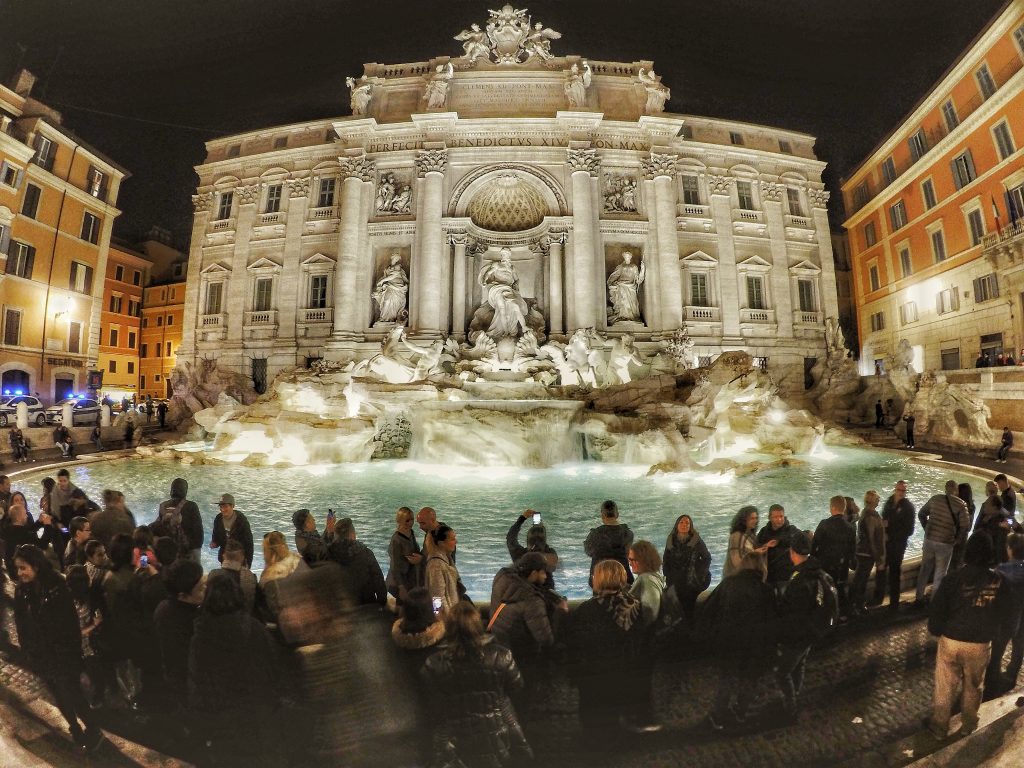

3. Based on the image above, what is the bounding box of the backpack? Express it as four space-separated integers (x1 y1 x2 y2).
812 570 840 637
155 499 190 552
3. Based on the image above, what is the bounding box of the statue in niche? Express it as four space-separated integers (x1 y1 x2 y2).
423 63 454 110
604 175 638 213
522 23 561 61
346 77 372 116
606 251 646 324
372 252 409 324
455 23 490 62
479 248 530 339
638 67 670 113
375 172 412 215
564 61 592 109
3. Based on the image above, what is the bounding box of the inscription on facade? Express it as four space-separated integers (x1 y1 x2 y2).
448 81 565 114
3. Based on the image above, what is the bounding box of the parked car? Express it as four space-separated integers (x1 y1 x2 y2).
0 395 47 427
44 397 102 426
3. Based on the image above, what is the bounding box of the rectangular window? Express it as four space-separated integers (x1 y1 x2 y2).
69 261 94 293
786 187 803 216
942 99 959 132
265 184 282 214
908 129 928 161
156 316 163 326
899 247 913 278
109 328 118 347
227 144 240 158
317 177 336 208
1009 183 1024 221
309 274 328 308
690 273 709 307
166 342 171 357
976 64 997 99
3 308 21 346
155 343 161 358
167 315 174 326
993 120 1015 161
854 182 870 209
114 264 124 282
1016 24 1024 54
109 295 123 313
729 131 744 145
87 167 106 199
951 150 976 190
140 343 147 359
215 191 233 221
68 321 81 354
967 208 985 246
155 374 161 382
889 200 907 230
21 183 41 218
128 299 140 317
127 361 134 374
736 180 754 210
140 375 146 389
931 229 947 262
681 175 701 205
937 287 959 315
205 282 223 315
864 221 877 247
778 139 792 154
108 360 117 374
746 275 765 309
882 157 897 185
254 277 273 311
973 273 1000 303
132 270 141 286
0 161 21 188
797 279 816 312
81 212 101 244
869 264 880 291
940 347 961 371
899 301 918 325
922 178 937 210
128 331 136 348
870 311 885 332
5 242 35 279
33 135 54 170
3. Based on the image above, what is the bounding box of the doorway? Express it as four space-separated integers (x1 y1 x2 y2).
54 376 75 402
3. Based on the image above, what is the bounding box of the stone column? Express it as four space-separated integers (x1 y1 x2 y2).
641 176 662 329
707 173 741 341
226 183 260 350
761 182 793 339
449 233 468 340
810 188 840 321
332 156 374 340
413 149 448 338
280 175 310 348
178 192 213 364
567 148 599 331
644 153 682 331
548 231 567 336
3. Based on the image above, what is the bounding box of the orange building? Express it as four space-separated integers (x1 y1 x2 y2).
841 1 1024 373
1 69 128 401
137 231 187 399
98 241 150 402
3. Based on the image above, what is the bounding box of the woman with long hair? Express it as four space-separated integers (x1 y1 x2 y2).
422 601 530 767
426 524 461 612
724 506 771 578
13 545 104 751
260 530 307 584
662 514 712 621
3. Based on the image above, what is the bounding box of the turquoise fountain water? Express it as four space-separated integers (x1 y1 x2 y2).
10 447 980 598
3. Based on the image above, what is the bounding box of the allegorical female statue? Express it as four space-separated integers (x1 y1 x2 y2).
607 251 646 324
478 248 529 339
372 252 409 324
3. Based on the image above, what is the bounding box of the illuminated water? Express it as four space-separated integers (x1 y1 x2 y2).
11 447 983 598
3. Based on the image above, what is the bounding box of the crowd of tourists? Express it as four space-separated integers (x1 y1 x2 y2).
0 467 1022 765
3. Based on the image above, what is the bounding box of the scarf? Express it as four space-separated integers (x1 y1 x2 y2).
595 589 641 632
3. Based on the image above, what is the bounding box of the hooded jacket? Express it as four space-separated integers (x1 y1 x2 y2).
328 537 387 606
487 566 554 659
156 478 204 550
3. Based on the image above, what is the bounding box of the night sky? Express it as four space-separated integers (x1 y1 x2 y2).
0 0 1009 246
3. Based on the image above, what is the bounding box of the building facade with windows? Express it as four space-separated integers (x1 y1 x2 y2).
140 277 186 400
0 69 127 402
842 0 1024 373
98 241 149 402
179 12 839 394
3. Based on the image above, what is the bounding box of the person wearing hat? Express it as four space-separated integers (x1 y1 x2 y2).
774 529 831 719
209 493 254 567
488 550 561 681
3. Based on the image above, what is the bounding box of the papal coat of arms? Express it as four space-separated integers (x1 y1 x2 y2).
455 5 561 65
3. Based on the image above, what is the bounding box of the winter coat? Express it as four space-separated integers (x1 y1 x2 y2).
426 551 461 612
209 564 257 614
776 555 827 646
260 552 308 585
506 515 558 590
811 514 857 574
386 529 421 598
882 495 916 549
919 493 970 546
975 496 1009 542
422 638 529 768
757 520 799 583
327 538 387 606
584 522 634 584
88 507 136 550
487 567 554 659
663 530 711 596
211 510 254 567
701 569 776 659
928 564 1003 643
2 523 41 579
155 483 204 552
391 618 445 677
856 507 886 567
724 530 757 579
629 570 666 627
1001 486 1017 518
294 529 328 564
153 598 199 699
13 574 82 680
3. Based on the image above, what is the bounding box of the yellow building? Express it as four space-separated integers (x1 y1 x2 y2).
842 1 1024 373
98 241 150 402
1 69 128 402
135 230 187 399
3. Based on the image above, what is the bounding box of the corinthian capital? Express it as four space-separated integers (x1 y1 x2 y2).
566 148 600 175
236 184 260 205
706 174 734 196
192 192 213 213
416 149 449 177
641 152 678 180
759 181 783 203
809 188 831 209
287 176 311 198
338 156 376 181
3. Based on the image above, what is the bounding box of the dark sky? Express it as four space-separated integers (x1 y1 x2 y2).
0 0 1009 245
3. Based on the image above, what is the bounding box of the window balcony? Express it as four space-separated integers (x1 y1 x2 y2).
244 310 278 327
683 305 721 323
210 219 234 232
300 307 333 324
784 214 812 228
739 307 776 324
307 206 338 220
200 313 225 327
258 212 283 225
677 203 709 218
793 310 823 326
736 209 762 223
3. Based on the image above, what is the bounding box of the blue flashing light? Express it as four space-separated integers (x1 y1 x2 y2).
14 389 24 396
2 390 9 396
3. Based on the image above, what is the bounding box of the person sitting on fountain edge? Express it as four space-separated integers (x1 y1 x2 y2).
507 509 559 590
584 500 635 587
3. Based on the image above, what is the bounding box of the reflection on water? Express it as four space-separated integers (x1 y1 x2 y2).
11 447 981 598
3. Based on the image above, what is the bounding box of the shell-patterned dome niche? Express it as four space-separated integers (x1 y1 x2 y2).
467 173 547 232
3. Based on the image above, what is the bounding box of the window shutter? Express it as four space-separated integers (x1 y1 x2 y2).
84 265 94 294
1007 190 1019 223
951 159 962 190
952 288 959 311
973 277 983 298
936 292 943 314
0 225 10 255
24 245 34 278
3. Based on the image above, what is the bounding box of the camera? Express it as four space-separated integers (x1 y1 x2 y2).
431 597 443 614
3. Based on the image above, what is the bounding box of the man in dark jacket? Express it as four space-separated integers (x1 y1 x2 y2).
155 478 204 564
995 473 1017 519
327 517 387 607
506 510 558 590
926 532 1004 739
811 495 856 618
89 490 136 550
997 428 1013 463
488 552 559 670
209 493 254 567
874 479 916 611
915 480 970 606
153 559 205 709
756 504 798 595
583 500 634 586
987 532 1024 694
774 531 828 717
